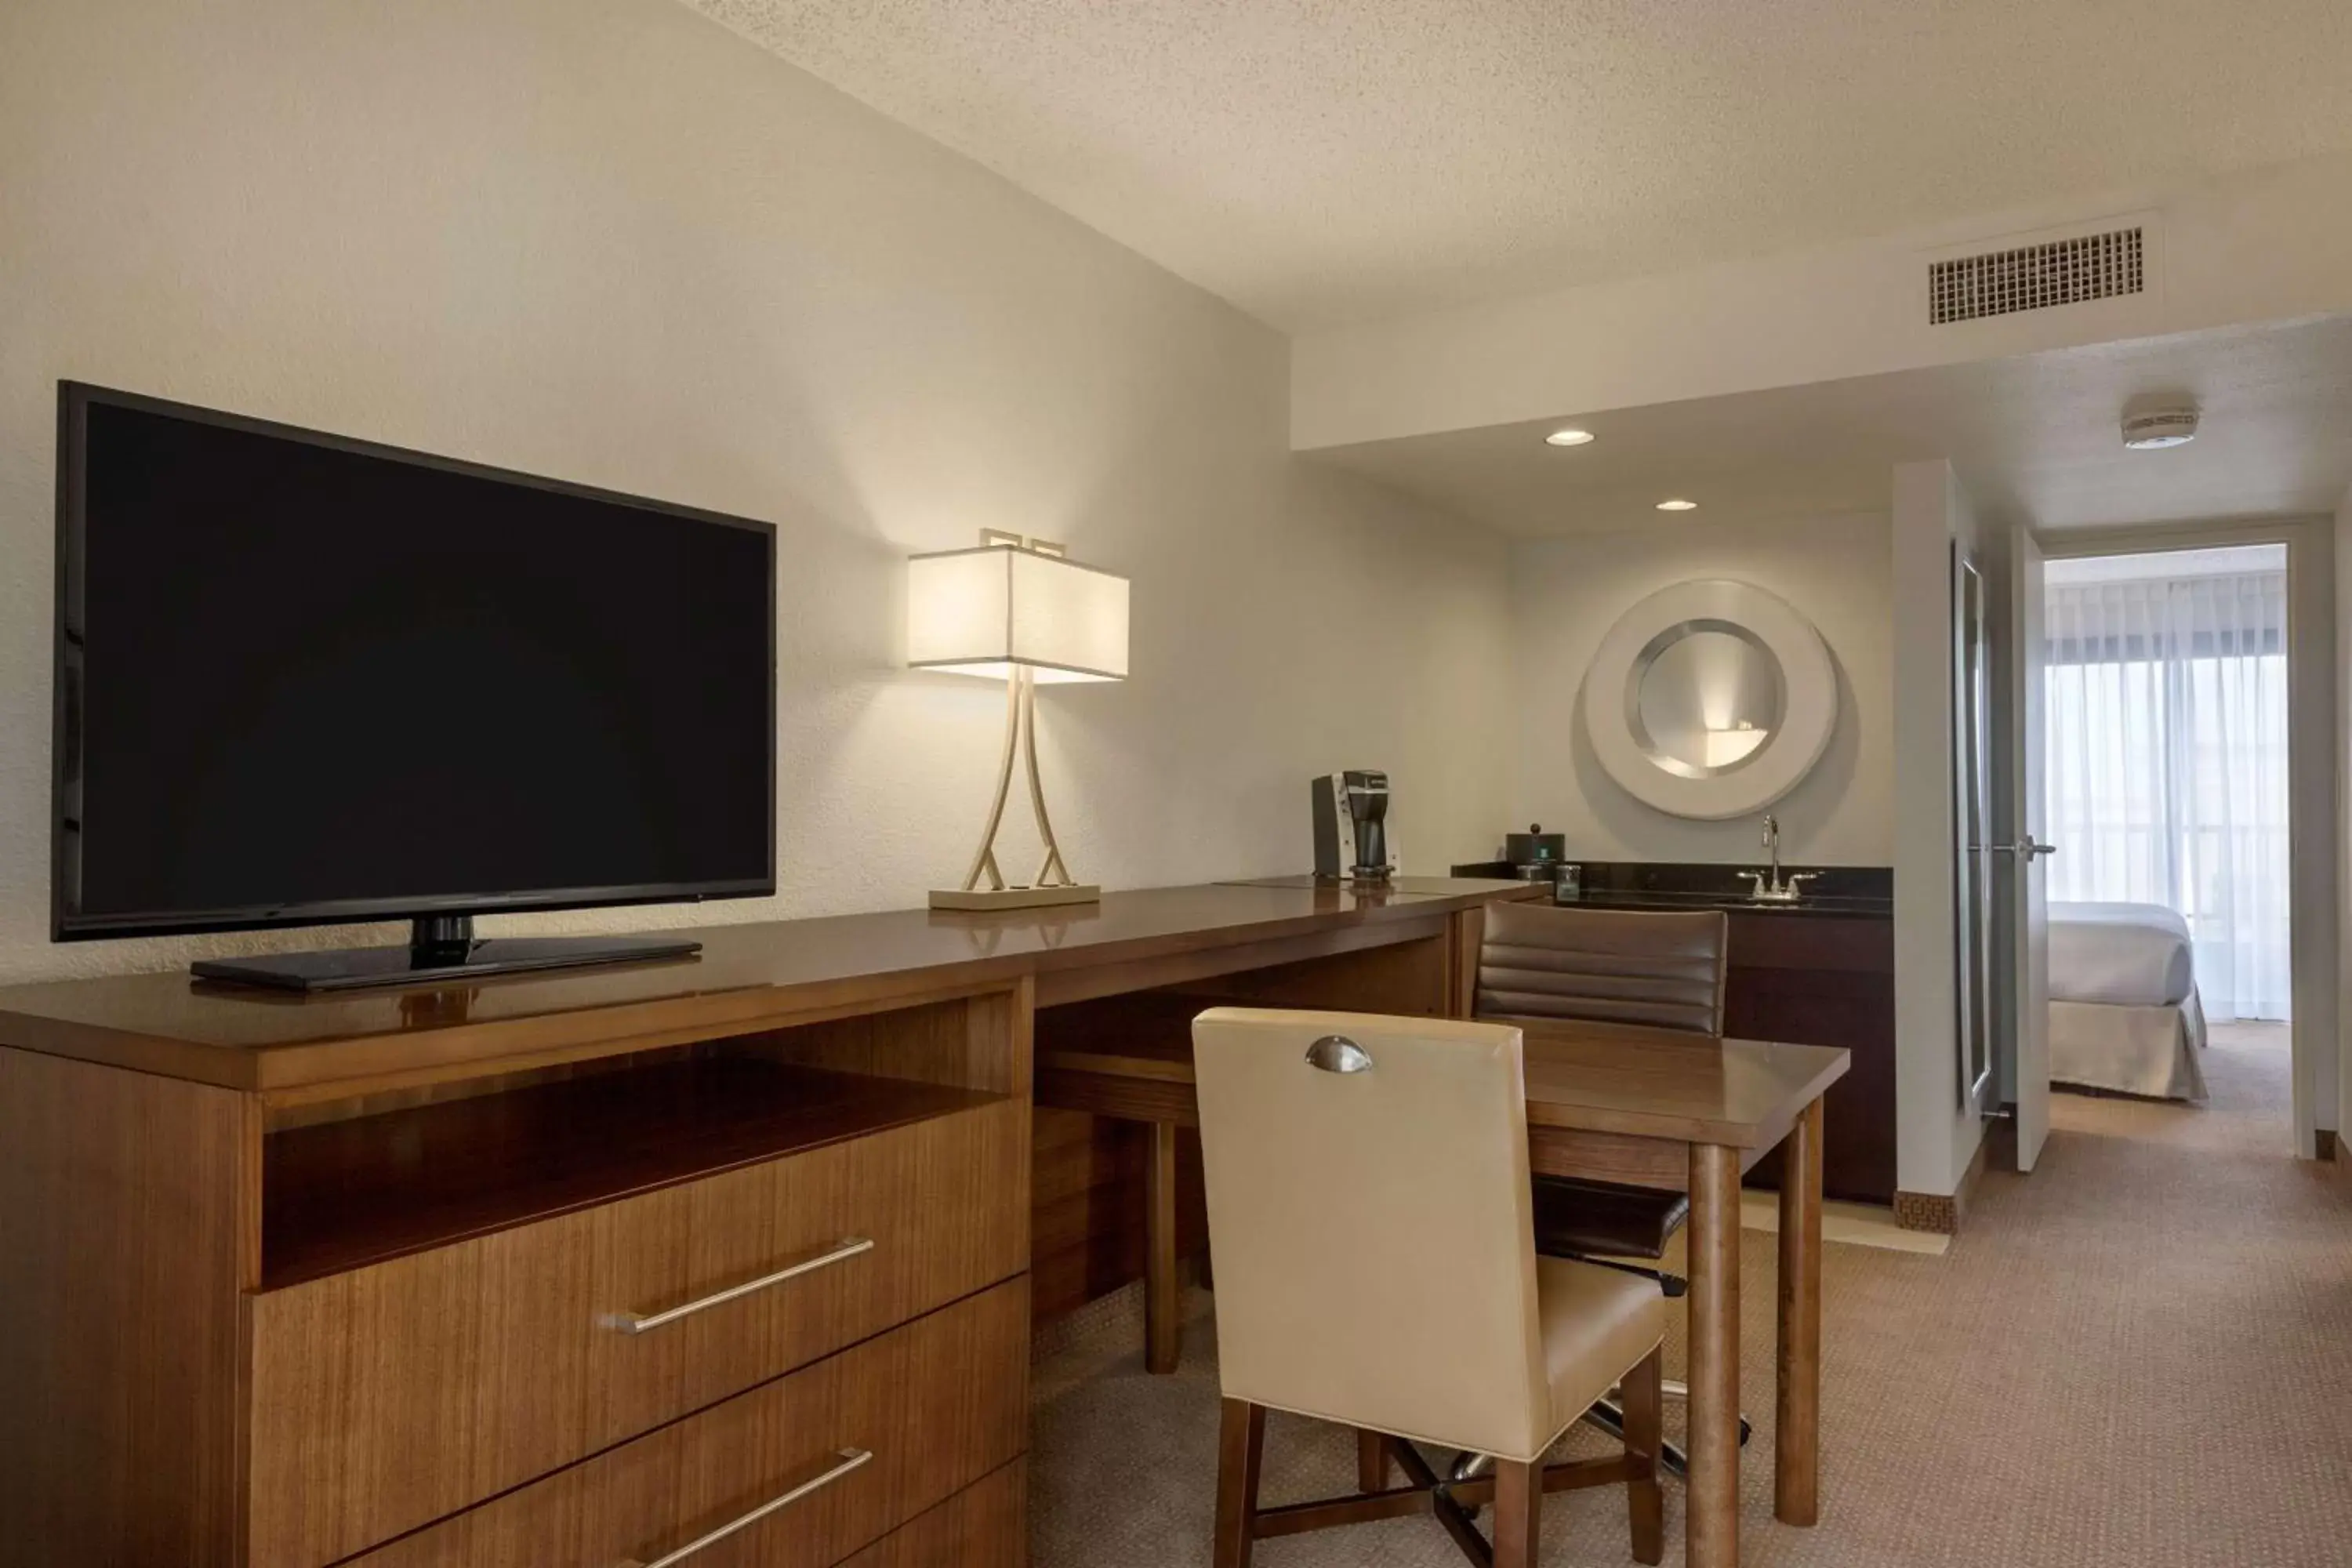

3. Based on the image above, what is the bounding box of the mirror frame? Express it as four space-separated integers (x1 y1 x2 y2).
1584 579 1838 820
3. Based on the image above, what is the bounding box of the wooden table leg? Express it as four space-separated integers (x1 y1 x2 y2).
1777 1095 1824 1526
1686 1142 1741 1568
1145 1120 1181 1374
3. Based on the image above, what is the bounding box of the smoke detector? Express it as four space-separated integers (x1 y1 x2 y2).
2122 406 2199 450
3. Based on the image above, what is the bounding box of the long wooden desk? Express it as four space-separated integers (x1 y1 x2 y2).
1040 1014 1850 1568
0 878 1538 1567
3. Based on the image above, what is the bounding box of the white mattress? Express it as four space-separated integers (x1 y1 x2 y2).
2049 902 2195 1007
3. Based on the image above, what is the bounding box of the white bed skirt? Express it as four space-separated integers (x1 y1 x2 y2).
2049 990 2209 1102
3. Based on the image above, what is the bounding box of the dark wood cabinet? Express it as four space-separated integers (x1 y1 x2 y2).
1724 913 1896 1204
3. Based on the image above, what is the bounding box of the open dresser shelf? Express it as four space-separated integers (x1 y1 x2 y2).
263 1054 1007 1288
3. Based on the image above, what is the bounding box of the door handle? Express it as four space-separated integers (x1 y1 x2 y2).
1984 836 2056 861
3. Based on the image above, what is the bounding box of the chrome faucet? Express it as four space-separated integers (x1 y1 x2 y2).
1739 814 1818 904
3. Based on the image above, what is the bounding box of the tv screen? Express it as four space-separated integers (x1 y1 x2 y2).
53 383 775 941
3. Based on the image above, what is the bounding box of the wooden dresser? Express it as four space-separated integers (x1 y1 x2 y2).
0 880 1533 1567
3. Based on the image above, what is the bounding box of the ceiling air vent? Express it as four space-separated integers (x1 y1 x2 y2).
1928 227 2143 325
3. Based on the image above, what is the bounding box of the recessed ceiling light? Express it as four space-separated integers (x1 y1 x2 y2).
1544 428 1596 447
1655 498 1698 512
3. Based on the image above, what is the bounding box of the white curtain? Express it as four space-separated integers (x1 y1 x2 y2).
2043 555 2292 1020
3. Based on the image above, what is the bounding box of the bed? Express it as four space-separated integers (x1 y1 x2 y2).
2047 901 2209 1102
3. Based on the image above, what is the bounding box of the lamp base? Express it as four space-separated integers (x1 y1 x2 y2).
930 884 1102 912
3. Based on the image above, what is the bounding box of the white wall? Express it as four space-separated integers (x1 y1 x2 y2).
1891 462 1985 1197
2338 485 2352 1152
1506 514 1893 866
1294 151 2352 452
0 0 1514 984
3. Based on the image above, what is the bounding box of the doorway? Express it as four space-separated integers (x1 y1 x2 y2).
1997 525 2334 1159
2039 544 2291 1121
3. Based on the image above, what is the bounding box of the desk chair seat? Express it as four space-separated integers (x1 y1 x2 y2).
1196 1008 1667 1568
1531 1178 1690 1276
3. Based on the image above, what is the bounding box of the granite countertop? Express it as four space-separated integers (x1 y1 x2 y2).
1451 859 1893 920
1557 887 1892 919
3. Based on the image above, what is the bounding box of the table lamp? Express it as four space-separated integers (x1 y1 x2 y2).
908 529 1129 910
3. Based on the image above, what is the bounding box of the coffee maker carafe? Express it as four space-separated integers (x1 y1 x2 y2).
1311 771 1396 882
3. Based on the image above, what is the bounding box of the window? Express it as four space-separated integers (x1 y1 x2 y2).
2043 546 2290 1020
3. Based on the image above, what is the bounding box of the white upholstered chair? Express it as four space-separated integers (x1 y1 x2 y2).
1192 1007 1668 1568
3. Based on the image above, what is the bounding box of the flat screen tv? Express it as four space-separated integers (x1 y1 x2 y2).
53 383 776 990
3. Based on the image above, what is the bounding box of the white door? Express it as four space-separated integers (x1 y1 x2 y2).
2004 525 2053 1170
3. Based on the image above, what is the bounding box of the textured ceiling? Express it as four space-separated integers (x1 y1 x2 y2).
1308 315 2352 535
684 0 2352 328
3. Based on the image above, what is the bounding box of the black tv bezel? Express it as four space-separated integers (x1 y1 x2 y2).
51 380 779 944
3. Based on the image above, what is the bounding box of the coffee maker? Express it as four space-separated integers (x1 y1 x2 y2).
1312 771 1396 882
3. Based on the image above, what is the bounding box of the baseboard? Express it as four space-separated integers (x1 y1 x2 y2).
1894 1127 1994 1236
1891 1190 1957 1234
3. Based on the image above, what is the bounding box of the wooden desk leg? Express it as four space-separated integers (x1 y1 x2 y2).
1145 1120 1181 1375
1686 1142 1741 1568
1777 1095 1824 1526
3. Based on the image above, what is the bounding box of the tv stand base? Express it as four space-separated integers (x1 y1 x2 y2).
191 916 699 993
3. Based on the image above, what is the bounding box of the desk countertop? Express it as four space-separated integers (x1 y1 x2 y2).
0 880 1537 1091
1040 1012 1849 1152
1515 1018 1849 1149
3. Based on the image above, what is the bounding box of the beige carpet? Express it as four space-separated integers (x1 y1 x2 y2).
1030 1023 2352 1566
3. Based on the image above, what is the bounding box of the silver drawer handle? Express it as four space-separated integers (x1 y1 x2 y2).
617 1446 873 1568
599 1236 873 1335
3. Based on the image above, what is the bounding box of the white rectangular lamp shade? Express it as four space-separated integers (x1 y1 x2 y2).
907 546 1128 683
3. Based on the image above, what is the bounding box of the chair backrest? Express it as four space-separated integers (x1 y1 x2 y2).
1192 1007 1552 1460
1478 902 1728 1035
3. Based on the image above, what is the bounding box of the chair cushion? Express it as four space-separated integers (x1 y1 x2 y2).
1536 1257 1668 1448
1530 1175 1690 1261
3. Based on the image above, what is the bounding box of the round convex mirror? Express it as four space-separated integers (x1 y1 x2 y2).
1629 621 1786 779
1583 579 1837 820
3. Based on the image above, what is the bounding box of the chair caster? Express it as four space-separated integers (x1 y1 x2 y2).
1446 1449 1490 1519
1458 1390 1751 1506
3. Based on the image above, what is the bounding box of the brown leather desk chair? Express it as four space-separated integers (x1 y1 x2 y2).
1477 901 1745 1472
1193 1008 1667 1568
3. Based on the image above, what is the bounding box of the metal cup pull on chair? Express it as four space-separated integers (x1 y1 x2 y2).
1305 1033 1374 1073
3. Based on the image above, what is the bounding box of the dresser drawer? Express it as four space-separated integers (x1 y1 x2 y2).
834 1458 1025 1568
340 1278 1029 1568
249 1097 1027 1568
